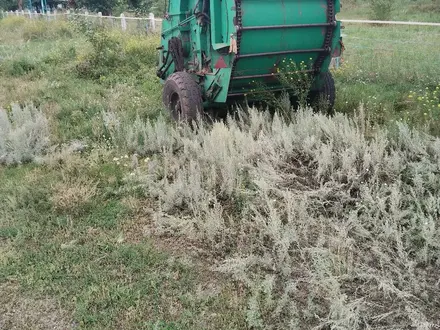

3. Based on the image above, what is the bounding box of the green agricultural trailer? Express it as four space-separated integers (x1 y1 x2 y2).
157 0 344 121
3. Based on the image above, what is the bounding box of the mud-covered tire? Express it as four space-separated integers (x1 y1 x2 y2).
162 72 203 122
308 71 336 116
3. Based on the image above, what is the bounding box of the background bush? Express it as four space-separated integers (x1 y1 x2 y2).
369 0 395 20
73 23 159 80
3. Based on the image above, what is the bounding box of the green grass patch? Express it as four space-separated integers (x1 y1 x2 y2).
341 0 440 21
334 23 440 134
0 160 246 329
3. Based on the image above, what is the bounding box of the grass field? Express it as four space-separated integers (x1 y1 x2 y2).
1 4 440 329
340 0 440 22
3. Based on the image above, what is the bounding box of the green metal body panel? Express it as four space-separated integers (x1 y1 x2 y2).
157 0 342 106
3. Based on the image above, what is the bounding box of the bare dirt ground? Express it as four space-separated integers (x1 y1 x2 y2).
0 283 73 330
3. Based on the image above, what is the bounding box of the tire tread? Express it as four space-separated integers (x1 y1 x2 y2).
163 72 203 121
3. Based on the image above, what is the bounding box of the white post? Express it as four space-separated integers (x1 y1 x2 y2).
53 9 57 19
98 11 102 25
28 9 32 18
120 13 127 31
15 10 19 16
149 12 155 32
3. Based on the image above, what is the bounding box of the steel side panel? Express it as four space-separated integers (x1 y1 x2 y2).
229 0 340 94
204 68 233 103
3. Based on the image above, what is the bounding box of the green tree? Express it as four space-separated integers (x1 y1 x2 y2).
75 0 116 15
368 0 394 20
0 0 18 11
71 0 165 16
127 0 166 15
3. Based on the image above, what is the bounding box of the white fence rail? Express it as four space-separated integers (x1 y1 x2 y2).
2 9 440 33
0 9 163 33
340 19 440 27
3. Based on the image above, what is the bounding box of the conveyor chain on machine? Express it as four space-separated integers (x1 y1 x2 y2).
313 0 335 73
229 0 242 86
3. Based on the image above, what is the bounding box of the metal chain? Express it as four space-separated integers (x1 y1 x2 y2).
229 0 242 83
314 0 335 73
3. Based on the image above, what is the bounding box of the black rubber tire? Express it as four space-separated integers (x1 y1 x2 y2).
308 71 336 116
162 72 203 122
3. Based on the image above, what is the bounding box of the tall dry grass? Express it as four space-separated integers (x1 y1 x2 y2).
0 16 72 41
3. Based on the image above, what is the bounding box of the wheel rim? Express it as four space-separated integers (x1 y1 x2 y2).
169 92 182 119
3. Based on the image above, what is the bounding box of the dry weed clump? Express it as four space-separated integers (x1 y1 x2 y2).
0 103 50 165
121 106 440 329
102 111 177 155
